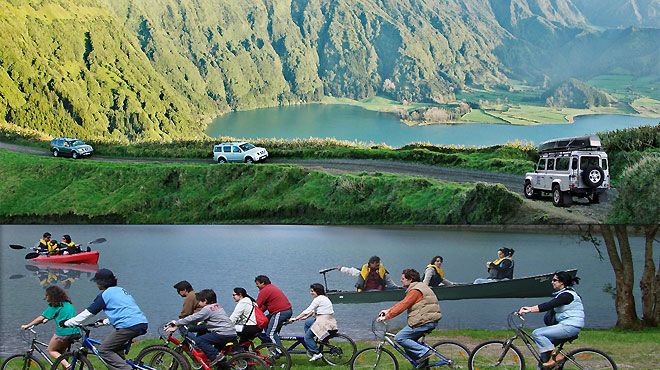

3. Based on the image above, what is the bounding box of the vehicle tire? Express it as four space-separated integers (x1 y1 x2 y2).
134 345 191 370
253 342 291 370
351 347 398 370
468 340 524 370
552 184 564 207
1 354 45 370
588 192 600 204
319 333 358 366
244 157 254 164
226 352 268 370
581 166 604 188
560 348 616 370
523 180 540 199
72 151 79 159
217 157 227 164
431 341 471 369
51 352 94 370
52 149 59 157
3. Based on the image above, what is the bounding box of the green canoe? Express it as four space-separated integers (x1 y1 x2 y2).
326 269 577 304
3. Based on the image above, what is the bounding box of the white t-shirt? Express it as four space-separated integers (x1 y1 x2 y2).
302 295 334 316
230 297 257 325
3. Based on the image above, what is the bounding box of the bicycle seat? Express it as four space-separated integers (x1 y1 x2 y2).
328 329 338 335
552 335 579 345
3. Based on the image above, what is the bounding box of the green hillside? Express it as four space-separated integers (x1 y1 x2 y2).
0 0 658 140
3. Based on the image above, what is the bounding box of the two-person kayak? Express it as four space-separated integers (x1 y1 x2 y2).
28 251 100 264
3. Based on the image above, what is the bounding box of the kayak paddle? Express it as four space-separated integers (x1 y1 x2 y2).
88 238 106 245
25 252 40 260
9 274 25 279
10 244 26 250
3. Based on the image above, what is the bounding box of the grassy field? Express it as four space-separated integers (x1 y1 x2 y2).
0 149 526 224
3 327 655 369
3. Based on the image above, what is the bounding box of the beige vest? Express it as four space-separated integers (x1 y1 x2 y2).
406 282 442 327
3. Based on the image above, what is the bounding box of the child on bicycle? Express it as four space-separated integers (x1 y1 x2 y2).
64 269 148 370
377 269 441 367
21 286 80 369
166 289 236 369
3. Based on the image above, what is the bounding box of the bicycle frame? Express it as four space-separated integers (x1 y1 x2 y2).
67 325 153 370
22 328 56 366
378 331 454 368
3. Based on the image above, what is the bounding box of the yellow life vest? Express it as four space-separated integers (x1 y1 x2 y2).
42 239 58 254
360 264 386 280
426 264 445 279
61 241 75 247
491 257 513 266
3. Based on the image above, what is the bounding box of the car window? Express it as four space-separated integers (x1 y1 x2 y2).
72 140 85 146
63 141 70 147
232 146 241 153
213 146 221 153
580 156 599 170
537 159 546 171
555 157 569 171
239 143 255 151
601 158 608 170
223 146 231 153
571 157 578 170
547 158 556 170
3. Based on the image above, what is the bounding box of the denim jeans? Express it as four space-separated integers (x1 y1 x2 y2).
192 332 236 362
265 309 293 348
303 317 319 354
532 324 581 353
394 321 437 360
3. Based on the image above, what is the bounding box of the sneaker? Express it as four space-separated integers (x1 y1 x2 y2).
207 355 226 367
542 352 566 369
309 353 323 362
416 350 434 368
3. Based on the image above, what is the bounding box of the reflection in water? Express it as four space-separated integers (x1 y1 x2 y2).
23 262 99 289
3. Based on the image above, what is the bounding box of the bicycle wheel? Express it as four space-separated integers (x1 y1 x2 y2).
468 340 524 370
1 354 45 370
351 347 399 370
561 348 617 370
319 333 357 366
431 341 471 369
134 345 190 370
51 352 93 370
226 352 268 370
253 343 291 370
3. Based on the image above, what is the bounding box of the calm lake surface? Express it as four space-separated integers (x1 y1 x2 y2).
206 104 658 147
0 225 653 356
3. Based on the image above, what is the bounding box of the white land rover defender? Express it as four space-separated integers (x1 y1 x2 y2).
524 135 610 207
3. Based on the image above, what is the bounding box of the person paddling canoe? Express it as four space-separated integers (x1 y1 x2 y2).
33 232 59 255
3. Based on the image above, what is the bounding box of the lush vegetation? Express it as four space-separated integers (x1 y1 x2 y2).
609 156 660 224
1 0 658 140
543 79 615 108
600 124 660 185
0 149 525 224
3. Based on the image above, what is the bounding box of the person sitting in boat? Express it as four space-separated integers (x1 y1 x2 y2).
423 255 455 287
33 232 59 255
518 271 584 368
60 235 81 255
377 269 442 367
337 255 399 292
473 247 515 284
288 283 338 362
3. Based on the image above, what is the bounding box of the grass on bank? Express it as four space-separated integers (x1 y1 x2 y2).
0 149 525 224
3 328 655 370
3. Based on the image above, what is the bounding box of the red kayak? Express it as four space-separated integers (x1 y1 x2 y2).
29 251 100 264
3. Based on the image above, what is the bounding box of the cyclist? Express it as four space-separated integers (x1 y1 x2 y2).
377 269 442 367
337 255 399 292
166 289 236 369
64 269 148 370
474 247 515 284
423 255 455 287
173 280 199 318
255 275 292 348
230 287 261 344
518 271 584 368
288 283 338 362
21 286 80 369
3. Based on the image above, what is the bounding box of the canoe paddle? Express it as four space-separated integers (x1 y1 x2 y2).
15 237 107 259
319 267 337 293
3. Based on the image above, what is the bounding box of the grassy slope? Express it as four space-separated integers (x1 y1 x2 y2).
0 150 525 224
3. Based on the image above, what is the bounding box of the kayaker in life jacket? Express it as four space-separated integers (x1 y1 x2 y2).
33 232 59 255
423 256 455 287
60 235 81 255
337 255 399 292
474 247 515 284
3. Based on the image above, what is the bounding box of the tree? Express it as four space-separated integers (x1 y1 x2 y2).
585 225 659 329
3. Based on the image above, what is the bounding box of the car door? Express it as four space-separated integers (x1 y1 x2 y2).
62 140 72 156
232 145 243 162
222 145 234 162
535 158 547 190
544 158 556 190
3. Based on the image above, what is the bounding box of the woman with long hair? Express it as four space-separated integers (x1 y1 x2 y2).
21 286 80 368
229 287 261 343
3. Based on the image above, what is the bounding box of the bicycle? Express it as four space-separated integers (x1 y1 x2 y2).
137 325 269 370
350 318 470 369
257 321 357 366
1 326 74 370
49 323 190 370
467 312 617 370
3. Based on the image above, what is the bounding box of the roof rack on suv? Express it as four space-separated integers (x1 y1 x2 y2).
538 135 601 153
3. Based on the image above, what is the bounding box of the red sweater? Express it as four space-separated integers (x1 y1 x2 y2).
256 284 292 314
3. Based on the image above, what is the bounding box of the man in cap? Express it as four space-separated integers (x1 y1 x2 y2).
64 269 148 370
